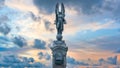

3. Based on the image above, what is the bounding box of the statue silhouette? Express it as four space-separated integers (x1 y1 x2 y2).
55 3 66 41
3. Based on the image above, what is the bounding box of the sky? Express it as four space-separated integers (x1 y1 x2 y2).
0 0 120 68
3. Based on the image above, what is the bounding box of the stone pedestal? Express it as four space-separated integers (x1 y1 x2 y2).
51 40 68 68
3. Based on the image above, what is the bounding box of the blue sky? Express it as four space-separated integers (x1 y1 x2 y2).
0 0 120 68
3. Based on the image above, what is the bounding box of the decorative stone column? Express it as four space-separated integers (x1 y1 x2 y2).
51 40 68 68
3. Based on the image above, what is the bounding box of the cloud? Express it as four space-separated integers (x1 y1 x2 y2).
0 35 18 48
0 53 118 67
5 0 39 14
29 11 41 22
115 49 120 53
3 55 20 63
33 0 120 24
22 57 34 63
33 0 103 14
0 23 11 35
38 52 43 59
0 15 11 35
12 36 27 47
89 35 120 51
44 20 54 32
0 15 9 23
98 56 117 65
38 52 51 60
98 58 105 65
0 55 47 68
33 39 46 49
67 56 89 66
33 0 119 19
100 0 120 21
0 36 9 42
68 55 118 66
0 0 5 8
107 56 117 65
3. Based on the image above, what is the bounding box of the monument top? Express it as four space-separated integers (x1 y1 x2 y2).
55 3 66 41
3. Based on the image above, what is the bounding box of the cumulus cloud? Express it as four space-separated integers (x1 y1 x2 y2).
12 36 27 47
68 56 118 67
99 58 105 65
67 56 89 66
0 55 47 68
98 56 117 66
107 56 117 65
33 39 46 49
0 23 11 35
0 53 119 68
0 15 11 35
38 52 51 60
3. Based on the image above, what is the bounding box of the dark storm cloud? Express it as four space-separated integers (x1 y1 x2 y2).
33 39 46 49
33 0 120 21
33 0 103 14
12 36 27 47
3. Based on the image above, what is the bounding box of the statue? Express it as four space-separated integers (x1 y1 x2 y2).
51 3 68 68
55 3 66 41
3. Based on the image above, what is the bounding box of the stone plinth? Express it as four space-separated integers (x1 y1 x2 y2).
50 40 68 68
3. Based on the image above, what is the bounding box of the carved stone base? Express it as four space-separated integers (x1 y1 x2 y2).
50 40 68 68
